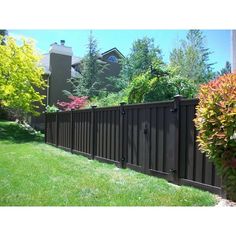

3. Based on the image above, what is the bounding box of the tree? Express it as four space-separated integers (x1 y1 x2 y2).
0 36 46 120
0 29 8 45
144 75 197 102
68 31 106 97
120 37 163 81
126 62 197 104
217 61 231 76
170 30 215 84
0 30 7 36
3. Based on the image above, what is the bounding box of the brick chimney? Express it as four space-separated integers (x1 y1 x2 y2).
48 40 73 105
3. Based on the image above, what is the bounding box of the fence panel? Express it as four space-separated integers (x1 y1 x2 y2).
94 107 120 164
45 98 223 195
73 110 92 157
123 105 146 172
146 102 176 181
57 112 71 150
179 100 221 193
45 113 57 145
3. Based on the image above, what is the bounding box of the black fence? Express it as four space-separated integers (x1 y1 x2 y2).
45 96 222 195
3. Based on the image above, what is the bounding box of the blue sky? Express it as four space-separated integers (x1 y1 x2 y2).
9 30 231 72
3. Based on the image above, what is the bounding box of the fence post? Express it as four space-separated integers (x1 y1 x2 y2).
70 110 74 153
91 105 97 159
56 111 59 147
44 112 47 144
119 102 126 168
173 95 183 184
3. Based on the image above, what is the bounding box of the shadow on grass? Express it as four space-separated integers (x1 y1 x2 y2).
0 120 43 144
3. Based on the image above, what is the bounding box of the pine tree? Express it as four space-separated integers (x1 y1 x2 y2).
120 37 163 81
68 31 106 97
217 61 231 76
170 30 215 84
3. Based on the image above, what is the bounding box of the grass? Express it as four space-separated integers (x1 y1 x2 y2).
0 120 217 206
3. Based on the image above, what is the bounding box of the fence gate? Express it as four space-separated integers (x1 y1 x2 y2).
123 101 178 183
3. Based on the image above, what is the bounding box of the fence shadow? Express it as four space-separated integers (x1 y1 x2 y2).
0 120 43 144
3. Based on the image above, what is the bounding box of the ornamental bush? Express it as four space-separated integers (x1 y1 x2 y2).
194 74 236 201
57 96 88 111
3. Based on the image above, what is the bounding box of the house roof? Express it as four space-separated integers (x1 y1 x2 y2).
40 47 124 77
101 47 125 58
40 53 81 77
71 56 81 65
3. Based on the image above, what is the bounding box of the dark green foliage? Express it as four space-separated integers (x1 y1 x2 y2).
0 30 7 36
170 30 215 83
217 61 231 76
127 62 198 104
0 120 43 143
120 37 163 81
144 75 197 102
67 32 107 97
89 91 128 107
0 29 7 45
92 76 128 95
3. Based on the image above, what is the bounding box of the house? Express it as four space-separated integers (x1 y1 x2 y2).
30 40 124 130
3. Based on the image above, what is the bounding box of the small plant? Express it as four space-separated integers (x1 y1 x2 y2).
88 91 128 107
194 73 236 201
57 96 88 111
45 105 59 113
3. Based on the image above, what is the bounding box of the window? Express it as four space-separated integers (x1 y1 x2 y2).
107 55 118 63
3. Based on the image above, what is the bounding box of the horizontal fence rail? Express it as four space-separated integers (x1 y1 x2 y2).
45 96 222 195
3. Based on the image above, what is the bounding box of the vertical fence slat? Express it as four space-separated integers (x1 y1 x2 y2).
91 106 96 159
70 110 74 153
119 102 126 168
157 107 164 172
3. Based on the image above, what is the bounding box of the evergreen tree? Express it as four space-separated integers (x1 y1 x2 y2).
0 30 8 45
68 31 107 97
0 30 7 36
170 30 215 83
217 61 231 76
120 37 163 81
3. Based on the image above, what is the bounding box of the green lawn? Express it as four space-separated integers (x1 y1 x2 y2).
0 120 217 206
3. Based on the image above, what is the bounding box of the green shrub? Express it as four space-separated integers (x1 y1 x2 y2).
194 74 236 201
127 70 197 104
45 105 59 113
88 91 128 108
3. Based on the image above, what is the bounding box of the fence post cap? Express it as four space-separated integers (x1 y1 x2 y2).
91 105 97 109
174 95 183 100
120 102 126 106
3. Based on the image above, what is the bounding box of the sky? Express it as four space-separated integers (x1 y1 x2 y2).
8 30 231 72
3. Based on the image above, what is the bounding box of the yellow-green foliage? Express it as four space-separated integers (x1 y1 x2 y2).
194 74 236 200
127 72 158 104
0 36 46 116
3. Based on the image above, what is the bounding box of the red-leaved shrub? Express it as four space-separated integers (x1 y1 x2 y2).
194 73 236 200
57 96 88 111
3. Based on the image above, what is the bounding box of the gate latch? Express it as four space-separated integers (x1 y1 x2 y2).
144 124 148 134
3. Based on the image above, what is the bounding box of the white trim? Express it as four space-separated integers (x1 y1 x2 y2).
49 44 73 56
